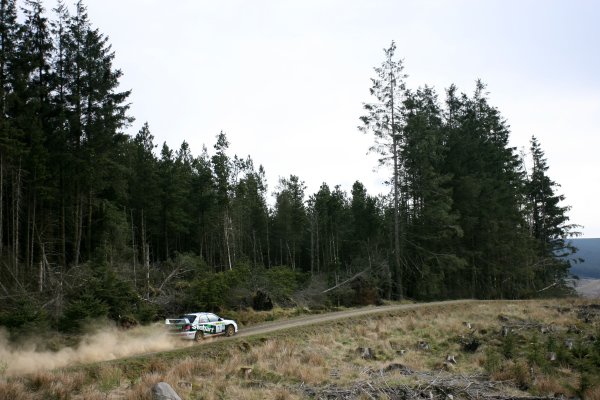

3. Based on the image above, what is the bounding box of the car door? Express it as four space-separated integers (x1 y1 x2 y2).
207 313 224 333
197 314 213 334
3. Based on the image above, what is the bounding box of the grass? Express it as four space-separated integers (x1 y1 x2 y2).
1 298 600 399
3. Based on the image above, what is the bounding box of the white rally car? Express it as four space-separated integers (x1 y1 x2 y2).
165 312 238 341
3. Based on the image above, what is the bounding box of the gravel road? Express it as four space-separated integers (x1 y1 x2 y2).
228 299 476 340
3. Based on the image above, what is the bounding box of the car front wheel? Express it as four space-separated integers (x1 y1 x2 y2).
225 325 235 337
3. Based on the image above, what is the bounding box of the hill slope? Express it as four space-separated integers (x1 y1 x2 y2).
570 238 600 278
2 299 600 399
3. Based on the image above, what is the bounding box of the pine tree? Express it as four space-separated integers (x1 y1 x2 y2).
443 81 531 298
0 0 21 271
359 41 408 299
401 86 464 299
211 131 233 269
526 135 579 290
272 175 306 269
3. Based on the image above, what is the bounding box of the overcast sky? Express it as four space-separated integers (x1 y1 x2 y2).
44 0 600 238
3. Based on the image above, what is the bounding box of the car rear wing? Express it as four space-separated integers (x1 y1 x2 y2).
165 318 188 325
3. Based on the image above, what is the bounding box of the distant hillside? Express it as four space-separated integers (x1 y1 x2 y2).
569 238 600 278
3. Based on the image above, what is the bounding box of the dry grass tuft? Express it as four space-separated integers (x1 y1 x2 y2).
584 385 600 400
28 370 55 391
534 375 572 397
0 380 30 400
165 357 205 381
96 365 123 392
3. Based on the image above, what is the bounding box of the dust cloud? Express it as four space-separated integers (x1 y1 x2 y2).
0 323 193 376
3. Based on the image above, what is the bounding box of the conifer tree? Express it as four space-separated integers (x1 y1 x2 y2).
359 41 408 299
211 131 233 269
272 175 306 269
526 136 578 289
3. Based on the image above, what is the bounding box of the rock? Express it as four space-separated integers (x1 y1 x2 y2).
547 352 557 361
501 326 510 337
152 382 182 400
418 341 430 351
177 381 192 390
446 354 457 364
564 339 574 350
463 321 472 329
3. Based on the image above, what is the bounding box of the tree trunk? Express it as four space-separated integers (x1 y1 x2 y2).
14 159 22 276
252 230 256 267
310 218 314 276
74 193 83 267
0 152 3 258
61 183 67 269
131 208 136 289
87 188 92 261
266 214 271 267
390 71 402 300
145 242 150 299
224 210 232 270
30 190 36 273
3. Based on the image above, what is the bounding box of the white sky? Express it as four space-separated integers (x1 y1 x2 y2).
45 0 600 238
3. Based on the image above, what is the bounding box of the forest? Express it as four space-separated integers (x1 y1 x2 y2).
0 0 579 336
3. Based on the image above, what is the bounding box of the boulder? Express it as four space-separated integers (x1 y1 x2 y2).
152 382 182 400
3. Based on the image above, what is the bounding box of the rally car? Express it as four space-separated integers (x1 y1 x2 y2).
165 312 238 341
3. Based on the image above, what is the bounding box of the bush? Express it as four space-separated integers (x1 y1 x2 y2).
60 263 148 332
185 265 309 312
60 292 110 332
0 297 50 338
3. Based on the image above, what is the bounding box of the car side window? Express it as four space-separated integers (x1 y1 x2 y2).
207 314 219 322
198 315 209 323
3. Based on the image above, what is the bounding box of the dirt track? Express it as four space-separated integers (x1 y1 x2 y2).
216 299 476 342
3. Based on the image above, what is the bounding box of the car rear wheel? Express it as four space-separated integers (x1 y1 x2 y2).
194 330 204 341
225 325 235 337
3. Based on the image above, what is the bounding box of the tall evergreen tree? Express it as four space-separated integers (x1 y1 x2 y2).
211 131 233 269
272 175 306 269
359 41 408 299
401 86 464 299
443 81 532 298
526 135 578 290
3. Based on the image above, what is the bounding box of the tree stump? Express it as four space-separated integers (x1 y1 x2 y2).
356 347 375 360
564 339 574 350
239 367 253 379
418 341 430 351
